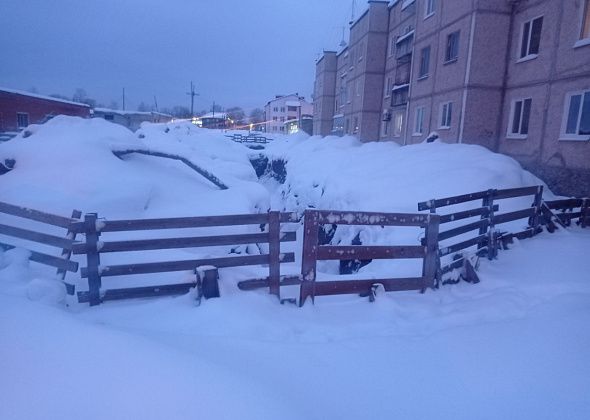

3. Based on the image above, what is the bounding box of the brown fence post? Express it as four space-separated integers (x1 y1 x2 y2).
299 210 319 306
422 214 440 290
268 211 281 299
581 199 589 228
530 185 544 232
83 213 102 306
486 189 497 259
58 209 82 295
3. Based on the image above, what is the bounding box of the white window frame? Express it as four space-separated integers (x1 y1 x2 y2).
16 112 29 129
507 97 532 139
575 0 590 47
560 90 590 141
439 102 452 129
445 31 460 63
518 15 543 62
393 111 404 137
413 106 425 136
425 0 435 19
418 46 431 79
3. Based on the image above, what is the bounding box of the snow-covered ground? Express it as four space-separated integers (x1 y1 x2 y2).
1 117 589 419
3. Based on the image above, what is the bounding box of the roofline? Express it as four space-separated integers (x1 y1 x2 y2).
0 87 91 108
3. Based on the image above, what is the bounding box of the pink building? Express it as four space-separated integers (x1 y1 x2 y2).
264 94 312 134
313 0 590 196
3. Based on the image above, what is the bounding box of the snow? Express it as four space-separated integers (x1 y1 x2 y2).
0 86 90 108
0 117 589 419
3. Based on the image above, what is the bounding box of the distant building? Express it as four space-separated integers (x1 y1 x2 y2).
313 0 590 196
0 87 90 140
264 94 313 134
195 112 230 129
93 108 172 132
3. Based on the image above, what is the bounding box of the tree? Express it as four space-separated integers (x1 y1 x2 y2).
171 106 191 118
249 108 264 124
226 107 245 126
137 102 151 112
50 93 70 101
72 88 97 108
210 103 223 113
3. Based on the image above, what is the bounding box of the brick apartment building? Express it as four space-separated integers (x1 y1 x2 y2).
313 0 590 196
264 94 313 134
0 88 90 139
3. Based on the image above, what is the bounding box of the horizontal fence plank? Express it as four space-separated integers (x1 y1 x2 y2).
313 210 430 227
312 277 425 296
73 232 296 254
77 283 197 303
441 258 465 276
439 205 498 224
438 219 489 242
492 208 536 225
237 275 303 291
0 223 74 249
493 186 540 200
0 201 75 228
71 212 299 233
418 191 489 211
81 252 296 278
439 234 488 257
545 199 584 210
0 241 78 272
316 245 425 261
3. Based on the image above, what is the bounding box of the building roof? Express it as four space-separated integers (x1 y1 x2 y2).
93 108 172 118
199 112 228 119
0 86 90 108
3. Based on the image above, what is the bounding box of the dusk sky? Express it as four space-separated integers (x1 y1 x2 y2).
0 0 357 112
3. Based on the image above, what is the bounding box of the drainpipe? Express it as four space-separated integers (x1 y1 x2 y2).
458 9 477 143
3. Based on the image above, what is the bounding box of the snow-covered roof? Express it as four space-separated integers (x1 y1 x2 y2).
0 87 90 108
285 100 301 107
93 108 172 118
199 112 228 119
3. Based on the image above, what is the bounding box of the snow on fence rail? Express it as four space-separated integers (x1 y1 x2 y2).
0 187 588 308
0 201 81 278
70 211 299 306
297 210 440 306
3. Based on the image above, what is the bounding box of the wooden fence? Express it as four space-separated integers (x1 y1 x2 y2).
297 210 440 306
70 211 299 306
0 201 80 290
418 186 547 283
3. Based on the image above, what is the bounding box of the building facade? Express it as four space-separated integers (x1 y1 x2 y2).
264 94 313 134
313 0 590 196
0 87 90 139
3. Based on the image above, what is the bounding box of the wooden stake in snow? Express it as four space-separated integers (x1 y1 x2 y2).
112 149 229 190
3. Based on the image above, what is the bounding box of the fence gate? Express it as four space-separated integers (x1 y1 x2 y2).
299 210 440 306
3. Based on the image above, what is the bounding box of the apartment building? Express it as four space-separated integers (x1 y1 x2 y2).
313 0 590 196
264 94 313 134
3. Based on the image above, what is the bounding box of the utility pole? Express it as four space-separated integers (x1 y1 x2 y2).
122 88 126 110
187 81 199 117
212 101 216 117
153 95 159 112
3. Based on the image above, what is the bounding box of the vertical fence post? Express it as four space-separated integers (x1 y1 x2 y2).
83 213 102 306
581 198 589 228
530 185 544 232
58 209 82 295
268 211 281 299
299 210 319 306
486 189 497 260
422 214 440 290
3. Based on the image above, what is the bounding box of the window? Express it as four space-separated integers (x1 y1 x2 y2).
418 46 431 78
561 90 590 140
384 77 393 97
272 116 278 121
280 107 285 112
508 98 532 138
390 37 396 57
425 0 435 18
382 120 390 136
16 112 29 128
581 0 590 40
280 116 285 122
273 107 278 112
392 86 409 106
439 102 452 128
396 33 414 59
445 31 460 62
287 106 297 112
520 16 543 59
393 112 404 137
356 80 361 97
414 106 425 135
340 86 347 106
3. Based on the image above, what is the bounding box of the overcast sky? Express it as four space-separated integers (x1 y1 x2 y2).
0 0 358 112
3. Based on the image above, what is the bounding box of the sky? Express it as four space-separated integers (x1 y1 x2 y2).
0 0 357 113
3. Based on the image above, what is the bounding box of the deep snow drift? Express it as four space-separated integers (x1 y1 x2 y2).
0 117 588 420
